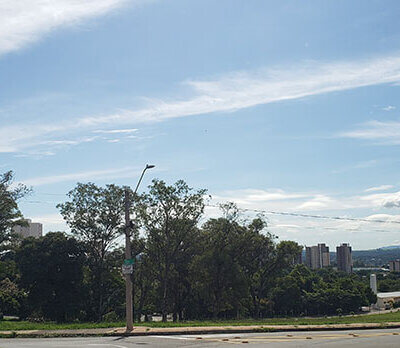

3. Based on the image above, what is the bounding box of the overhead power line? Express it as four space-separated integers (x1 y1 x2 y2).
23 198 400 225
205 204 400 225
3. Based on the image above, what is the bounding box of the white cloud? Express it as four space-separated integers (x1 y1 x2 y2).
93 128 138 134
383 105 396 111
296 195 334 211
213 188 308 205
30 213 64 225
41 136 99 146
212 189 339 213
212 187 400 215
4 53 400 153
22 166 141 186
0 0 135 56
365 214 400 223
339 121 400 144
382 192 400 208
365 185 394 192
29 213 69 234
209 188 400 248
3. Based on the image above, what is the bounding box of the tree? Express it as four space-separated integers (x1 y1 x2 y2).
15 232 86 322
191 217 248 319
0 171 30 247
57 183 128 320
137 179 206 321
0 278 26 316
236 218 277 319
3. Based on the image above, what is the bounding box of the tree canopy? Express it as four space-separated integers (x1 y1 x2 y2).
0 171 30 247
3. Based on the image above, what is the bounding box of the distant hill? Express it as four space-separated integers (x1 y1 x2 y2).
379 245 400 250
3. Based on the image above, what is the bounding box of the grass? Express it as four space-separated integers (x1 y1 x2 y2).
1 311 400 331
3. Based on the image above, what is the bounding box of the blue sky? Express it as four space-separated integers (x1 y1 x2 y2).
2 0 400 249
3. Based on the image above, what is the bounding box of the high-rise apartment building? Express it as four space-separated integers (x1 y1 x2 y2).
336 243 352 273
13 219 43 238
305 243 330 269
389 260 400 272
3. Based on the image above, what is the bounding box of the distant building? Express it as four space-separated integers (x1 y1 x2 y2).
305 243 330 270
337 243 352 273
376 292 400 309
389 260 400 272
370 274 377 294
13 219 43 238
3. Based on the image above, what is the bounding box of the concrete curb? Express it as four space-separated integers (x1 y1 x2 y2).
1 322 400 338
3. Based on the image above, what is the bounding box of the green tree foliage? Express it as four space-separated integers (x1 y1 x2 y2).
0 176 379 322
271 265 377 316
136 179 206 322
188 208 303 319
0 171 30 247
0 278 26 316
57 183 128 320
15 232 86 322
190 216 248 319
378 272 400 292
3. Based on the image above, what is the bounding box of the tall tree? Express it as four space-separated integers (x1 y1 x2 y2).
236 218 277 318
137 179 206 321
191 216 248 318
15 232 86 322
0 171 30 247
57 183 129 320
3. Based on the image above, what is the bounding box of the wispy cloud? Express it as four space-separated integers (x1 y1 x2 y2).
212 188 309 206
365 214 400 222
383 105 396 111
332 160 378 174
22 166 141 186
208 187 400 248
339 121 400 144
357 190 400 209
213 186 400 214
0 0 137 56
382 192 400 208
296 195 334 211
365 185 394 192
3 54 400 153
40 136 99 146
93 128 138 134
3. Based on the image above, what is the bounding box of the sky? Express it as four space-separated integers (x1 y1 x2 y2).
2 0 400 250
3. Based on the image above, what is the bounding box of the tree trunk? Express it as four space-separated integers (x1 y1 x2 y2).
137 284 148 323
161 264 169 322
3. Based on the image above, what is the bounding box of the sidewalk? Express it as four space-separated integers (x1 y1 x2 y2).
1 322 400 338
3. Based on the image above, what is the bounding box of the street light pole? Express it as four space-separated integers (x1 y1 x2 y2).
124 189 133 332
124 164 155 332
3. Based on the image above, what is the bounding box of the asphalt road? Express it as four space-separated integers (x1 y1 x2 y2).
0 329 400 347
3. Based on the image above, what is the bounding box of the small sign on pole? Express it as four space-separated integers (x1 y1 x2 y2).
122 264 133 275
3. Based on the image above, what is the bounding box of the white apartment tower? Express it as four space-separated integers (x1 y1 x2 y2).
13 219 43 238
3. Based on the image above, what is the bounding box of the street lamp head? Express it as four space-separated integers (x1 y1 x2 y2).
146 164 155 169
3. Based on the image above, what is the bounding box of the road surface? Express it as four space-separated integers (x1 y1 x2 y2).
0 328 400 347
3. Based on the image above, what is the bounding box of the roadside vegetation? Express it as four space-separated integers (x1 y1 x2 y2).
0 170 386 326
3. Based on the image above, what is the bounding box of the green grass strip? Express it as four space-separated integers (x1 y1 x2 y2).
1 312 400 331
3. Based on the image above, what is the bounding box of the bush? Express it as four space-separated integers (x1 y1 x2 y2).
103 311 121 322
